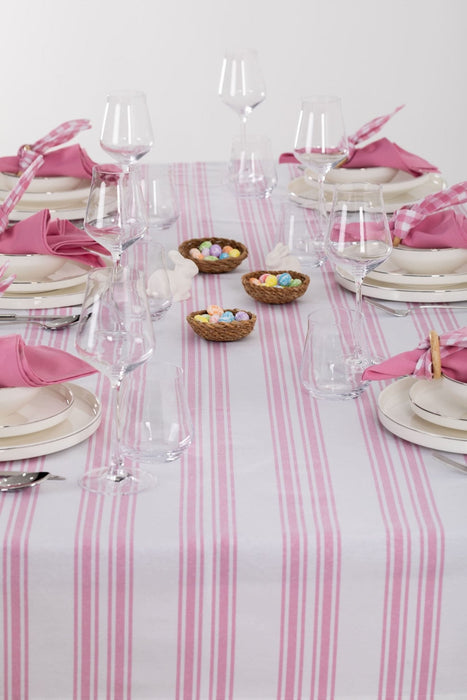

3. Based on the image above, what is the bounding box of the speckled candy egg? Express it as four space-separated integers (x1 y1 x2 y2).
277 273 292 287
235 310 249 321
210 244 222 257
219 311 235 322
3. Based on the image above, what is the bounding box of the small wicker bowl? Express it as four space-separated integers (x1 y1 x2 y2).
186 309 256 342
178 238 248 274
241 270 310 305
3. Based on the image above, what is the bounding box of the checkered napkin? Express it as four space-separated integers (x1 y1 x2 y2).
362 327 467 382
390 181 467 247
0 155 44 231
0 119 96 178
279 105 438 175
0 262 15 294
0 335 96 387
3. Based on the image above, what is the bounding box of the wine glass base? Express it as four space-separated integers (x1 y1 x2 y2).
79 466 157 495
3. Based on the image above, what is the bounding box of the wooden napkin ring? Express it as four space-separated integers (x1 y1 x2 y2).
393 236 401 247
430 330 441 379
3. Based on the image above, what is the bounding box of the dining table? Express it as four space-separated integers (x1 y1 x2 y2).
1 160 467 700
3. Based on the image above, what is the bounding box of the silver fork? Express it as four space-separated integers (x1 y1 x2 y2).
365 299 467 317
431 452 467 474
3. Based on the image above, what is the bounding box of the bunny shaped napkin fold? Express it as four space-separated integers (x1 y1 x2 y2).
362 327 467 382
0 335 96 387
0 210 108 268
0 120 96 179
279 105 439 176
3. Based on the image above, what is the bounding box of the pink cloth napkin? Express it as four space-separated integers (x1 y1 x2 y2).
0 144 95 179
363 327 467 382
0 210 108 267
0 335 95 387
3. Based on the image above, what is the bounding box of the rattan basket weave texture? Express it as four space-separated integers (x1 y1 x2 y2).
186 309 256 342
178 238 248 274
241 270 310 305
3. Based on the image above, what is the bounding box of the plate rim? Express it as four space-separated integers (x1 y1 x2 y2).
0 384 74 438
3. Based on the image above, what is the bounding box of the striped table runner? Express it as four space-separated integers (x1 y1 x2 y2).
1 162 466 699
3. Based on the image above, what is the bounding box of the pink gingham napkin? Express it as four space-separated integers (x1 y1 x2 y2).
0 120 96 179
0 155 44 231
0 262 15 294
280 105 438 176
0 335 96 387
390 181 467 247
362 327 467 382
0 210 108 267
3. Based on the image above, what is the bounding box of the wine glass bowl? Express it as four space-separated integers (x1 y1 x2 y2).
84 164 147 265
219 49 266 139
100 90 154 165
75 266 156 495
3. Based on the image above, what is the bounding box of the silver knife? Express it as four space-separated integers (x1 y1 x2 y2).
0 472 66 491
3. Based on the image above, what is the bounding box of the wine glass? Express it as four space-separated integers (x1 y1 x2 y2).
84 164 147 266
75 266 156 495
293 95 349 235
100 90 154 165
218 48 266 143
325 183 392 361
135 163 180 231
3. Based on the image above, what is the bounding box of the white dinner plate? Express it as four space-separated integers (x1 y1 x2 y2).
0 384 74 438
7 206 86 223
5 259 91 294
0 181 89 208
288 172 446 213
0 172 86 194
335 267 467 303
377 376 467 454
366 258 467 288
408 376 467 431
0 282 86 309
324 166 398 185
0 383 101 461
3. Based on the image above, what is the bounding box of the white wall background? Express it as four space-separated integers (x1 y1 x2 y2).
1 0 466 184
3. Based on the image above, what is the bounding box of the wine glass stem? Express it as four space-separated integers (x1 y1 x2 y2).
240 116 248 147
109 380 127 480
317 175 327 238
354 276 364 359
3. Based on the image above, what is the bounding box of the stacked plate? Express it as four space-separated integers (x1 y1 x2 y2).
0 172 90 222
0 253 92 309
0 383 101 460
336 246 467 303
288 168 446 214
377 375 467 453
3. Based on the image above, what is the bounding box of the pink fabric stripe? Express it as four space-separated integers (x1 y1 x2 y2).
17 119 91 170
0 155 44 232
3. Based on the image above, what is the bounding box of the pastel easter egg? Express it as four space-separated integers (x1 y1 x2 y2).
199 240 212 250
289 278 302 287
220 311 235 322
219 252 229 259
258 274 269 284
194 314 209 323
210 244 222 257
209 314 220 323
235 310 249 321
222 245 233 253
189 247 203 259
207 304 224 316
229 248 241 258
204 255 218 261
264 275 278 287
249 277 261 286
277 273 292 287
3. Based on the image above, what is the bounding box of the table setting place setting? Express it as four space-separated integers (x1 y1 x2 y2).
1 47 467 497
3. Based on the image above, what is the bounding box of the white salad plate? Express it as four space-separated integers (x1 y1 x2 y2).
0 384 74 438
324 166 398 185
0 384 101 461
288 172 446 213
0 172 85 194
7 206 87 223
6 260 90 294
0 180 89 207
0 282 86 309
366 258 467 289
408 376 467 431
335 267 467 303
377 376 467 454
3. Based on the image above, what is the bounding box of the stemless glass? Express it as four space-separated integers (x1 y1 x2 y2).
293 96 349 233
75 266 155 495
84 164 147 266
325 183 392 359
136 163 180 231
218 48 266 142
100 90 154 165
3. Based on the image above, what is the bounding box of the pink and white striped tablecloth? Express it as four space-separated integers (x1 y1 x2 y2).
1 163 467 699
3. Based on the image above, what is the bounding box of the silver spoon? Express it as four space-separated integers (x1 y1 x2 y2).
0 471 65 491
0 313 81 330
365 299 467 317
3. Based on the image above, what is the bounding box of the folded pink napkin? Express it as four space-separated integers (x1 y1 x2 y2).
390 181 467 248
279 105 439 176
362 327 467 382
0 144 95 179
0 335 96 387
0 210 108 267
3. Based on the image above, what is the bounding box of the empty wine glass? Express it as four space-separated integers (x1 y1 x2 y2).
136 163 180 231
276 200 327 270
84 164 147 266
218 48 266 143
293 96 349 233
100 90 154 165
325 183 392 361
75 266 155 495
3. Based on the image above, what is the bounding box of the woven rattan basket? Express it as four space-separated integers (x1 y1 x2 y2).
186 309 256 342
241 270 310 305
179 238 248 274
